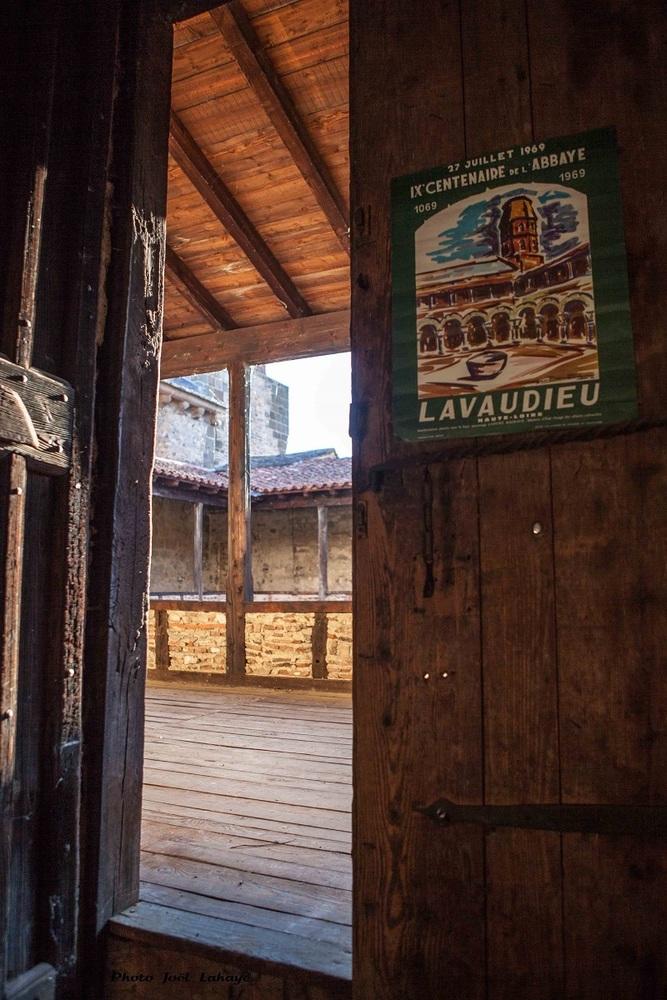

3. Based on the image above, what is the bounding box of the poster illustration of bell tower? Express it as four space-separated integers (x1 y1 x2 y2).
392 129 636 441
415 183 599 400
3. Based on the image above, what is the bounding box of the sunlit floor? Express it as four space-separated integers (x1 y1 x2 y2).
138 684 352 980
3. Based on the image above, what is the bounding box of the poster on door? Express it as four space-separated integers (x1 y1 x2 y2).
391 128 636 441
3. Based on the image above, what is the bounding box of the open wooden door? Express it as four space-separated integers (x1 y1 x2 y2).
0 1 172 996
0 11 80 997
351 2 667 998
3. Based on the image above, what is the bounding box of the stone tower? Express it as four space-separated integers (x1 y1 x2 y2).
499 195 544 270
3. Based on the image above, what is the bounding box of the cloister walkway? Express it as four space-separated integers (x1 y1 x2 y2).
136 684 353 983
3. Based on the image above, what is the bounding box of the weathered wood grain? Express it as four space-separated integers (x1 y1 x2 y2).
0 357 73 473
524 2 667 994
106 925 351 997
105 686 353 994
478 452 562 1000
226 362 251 676
350 2 464 472
311 611 328 679
0 7 61 985
551 430 667 997
354 461 485 999
8 477 54 979
81 2 172 969
154 610 171 679
529 0 667 423
0 455 27 987
350 2 484 997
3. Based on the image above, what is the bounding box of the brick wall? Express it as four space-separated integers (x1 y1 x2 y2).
147 608 352 680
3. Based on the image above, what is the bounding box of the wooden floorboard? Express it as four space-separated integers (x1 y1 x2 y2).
139 684 353 981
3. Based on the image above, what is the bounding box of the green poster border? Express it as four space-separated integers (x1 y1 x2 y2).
391 127 637 442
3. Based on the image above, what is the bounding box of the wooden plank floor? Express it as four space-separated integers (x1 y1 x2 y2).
139 683 353 981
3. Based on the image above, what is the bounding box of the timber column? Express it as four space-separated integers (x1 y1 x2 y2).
226 361 252 676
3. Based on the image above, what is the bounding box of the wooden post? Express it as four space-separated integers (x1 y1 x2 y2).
311 611 328 680
153 609 171 680
193 502 204 600
226 362 252 677
317 504 328 600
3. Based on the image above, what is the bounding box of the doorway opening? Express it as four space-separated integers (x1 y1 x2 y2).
139 1 352 981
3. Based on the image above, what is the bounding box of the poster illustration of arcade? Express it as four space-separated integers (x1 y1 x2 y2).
391 128 637 441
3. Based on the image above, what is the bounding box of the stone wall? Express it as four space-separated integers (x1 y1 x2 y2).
155 366 289 469
151 499 195 593
252 505 352 595
326 612 353 681
155 400 218 467
246 612 314 678
147 608 352 680
151 499 353 596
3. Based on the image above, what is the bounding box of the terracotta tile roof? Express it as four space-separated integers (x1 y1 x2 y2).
153 458 228 490
250 455 352 494
153 455 351 496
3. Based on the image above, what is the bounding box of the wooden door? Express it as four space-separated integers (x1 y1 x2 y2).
0 10 80 997
350 2 667 998
0 1 172 996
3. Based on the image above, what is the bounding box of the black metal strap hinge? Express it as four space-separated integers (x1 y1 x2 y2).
417 797 667 838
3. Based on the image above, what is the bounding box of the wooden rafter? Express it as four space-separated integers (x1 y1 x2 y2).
165 245 235 331
160 308 350 377
169 112 311 319
210 1 350 255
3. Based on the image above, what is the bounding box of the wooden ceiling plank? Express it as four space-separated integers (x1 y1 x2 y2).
210 1 350 255
160 308 350 376
169 111 311 318
166 245 236 330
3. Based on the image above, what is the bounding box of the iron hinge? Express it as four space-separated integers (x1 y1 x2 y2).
417 797 667 838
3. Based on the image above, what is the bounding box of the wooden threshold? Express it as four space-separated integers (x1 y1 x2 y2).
108 901 351 990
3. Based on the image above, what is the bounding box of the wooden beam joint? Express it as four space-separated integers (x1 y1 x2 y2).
160 309 350 378
169 112 311 319
165 246 235 331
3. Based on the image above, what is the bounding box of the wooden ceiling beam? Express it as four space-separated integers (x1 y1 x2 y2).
210 1 350 256
165 245 236 331
160 309 350 377
169 112 311 319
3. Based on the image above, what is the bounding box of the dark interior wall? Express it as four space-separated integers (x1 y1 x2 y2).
351 2 667 999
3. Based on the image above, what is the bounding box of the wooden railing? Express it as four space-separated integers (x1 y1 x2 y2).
149 598 352 688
